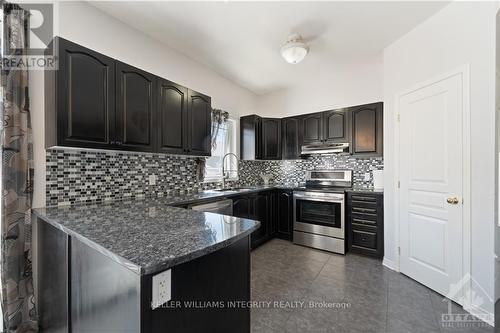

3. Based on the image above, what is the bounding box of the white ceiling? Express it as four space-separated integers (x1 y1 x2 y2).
91 1 449 95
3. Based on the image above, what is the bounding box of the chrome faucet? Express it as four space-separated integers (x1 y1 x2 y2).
221 153 239 190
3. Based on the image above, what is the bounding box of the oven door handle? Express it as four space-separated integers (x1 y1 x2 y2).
293 194 344 202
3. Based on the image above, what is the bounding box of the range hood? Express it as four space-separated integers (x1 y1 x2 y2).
301 142 350 155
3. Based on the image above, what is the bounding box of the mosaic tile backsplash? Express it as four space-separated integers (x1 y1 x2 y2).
46 149 383 206
239 155 383 188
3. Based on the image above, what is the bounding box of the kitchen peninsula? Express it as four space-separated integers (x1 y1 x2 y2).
33 197 259 333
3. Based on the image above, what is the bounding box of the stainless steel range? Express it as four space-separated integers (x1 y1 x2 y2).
293 170 352 254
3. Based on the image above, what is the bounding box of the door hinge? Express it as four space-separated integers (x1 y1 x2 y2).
397 180 400 189
397 114 400 122
398 246 401 255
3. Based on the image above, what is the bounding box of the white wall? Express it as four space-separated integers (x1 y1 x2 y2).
30 1 258 207
255 55 383 118
383 1 497 316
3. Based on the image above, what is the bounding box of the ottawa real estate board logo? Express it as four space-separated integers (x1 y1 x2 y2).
1 3 56 70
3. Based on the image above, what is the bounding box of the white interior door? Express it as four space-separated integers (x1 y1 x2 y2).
399 72 464 304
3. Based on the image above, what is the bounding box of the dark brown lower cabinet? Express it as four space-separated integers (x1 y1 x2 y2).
276 189 293 241
346 191 384 258
232 190 278 249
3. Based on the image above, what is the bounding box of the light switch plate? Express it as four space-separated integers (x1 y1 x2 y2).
152 269 171 309
149 174 157 185
364 172 371 181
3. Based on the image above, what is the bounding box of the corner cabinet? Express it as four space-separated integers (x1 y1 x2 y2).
45 37 212 157
240 115 262 160
231 190 277 250
349 102 383 157
240 115 281 160
115 61 156 152
45 37 116 149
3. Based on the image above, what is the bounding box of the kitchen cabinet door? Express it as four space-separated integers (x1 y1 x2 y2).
276 190 293 240
261 118 282 160
277 190 293 240
323 109 349 143
267 191 278 237
240 115 262 160
250 194 269 248
157 78 188 154
301 112 324 145
350 102 383 156
281 117 301 159
232 196 251 218
115 62 156 152
47 37 115 149
187 89 212 156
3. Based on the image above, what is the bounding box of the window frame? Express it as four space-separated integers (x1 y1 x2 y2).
203 117 239 183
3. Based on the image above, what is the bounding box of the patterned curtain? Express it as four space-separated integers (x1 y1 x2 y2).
211 108 229 149
1 3 37 332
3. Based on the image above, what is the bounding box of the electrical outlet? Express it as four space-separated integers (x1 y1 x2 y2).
149 174 157 186
152 269 171 309
148 206 157 218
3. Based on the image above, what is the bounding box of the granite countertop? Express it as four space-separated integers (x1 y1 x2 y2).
33 198 260 276
33 184 382 276
163 185 296 206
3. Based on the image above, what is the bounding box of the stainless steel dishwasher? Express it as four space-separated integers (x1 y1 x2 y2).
190 199 233 215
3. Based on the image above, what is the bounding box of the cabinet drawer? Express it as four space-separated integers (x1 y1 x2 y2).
351 216 378 227
350 195 377 203
352 229 377 250
349 200 377 209
351 206 377 216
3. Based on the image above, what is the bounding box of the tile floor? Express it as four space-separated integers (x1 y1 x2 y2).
250 239 493 333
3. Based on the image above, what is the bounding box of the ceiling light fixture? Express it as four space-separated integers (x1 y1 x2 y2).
280 34 309 64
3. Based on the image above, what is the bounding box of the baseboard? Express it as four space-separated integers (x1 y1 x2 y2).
382 257 399 272
463 302 495 327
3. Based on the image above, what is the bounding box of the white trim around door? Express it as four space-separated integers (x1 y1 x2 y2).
394 64 471 308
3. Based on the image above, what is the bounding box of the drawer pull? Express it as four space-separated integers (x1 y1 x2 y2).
352 218 376 225
352 200 376 205
352 207 376 214
351 196 377 202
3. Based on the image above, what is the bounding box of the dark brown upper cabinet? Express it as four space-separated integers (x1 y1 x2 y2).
349 102 383 157
45 37 116 149
157 78 188 154
240 115 262 160
240 115 281 160
261 118 281 160
115 62 156 152
281 117 301 159
300 112 323 145
187 89 212 156
323 108 350 143
46 37 212 157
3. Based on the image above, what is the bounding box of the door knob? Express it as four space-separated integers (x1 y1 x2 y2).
446 197 459 205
